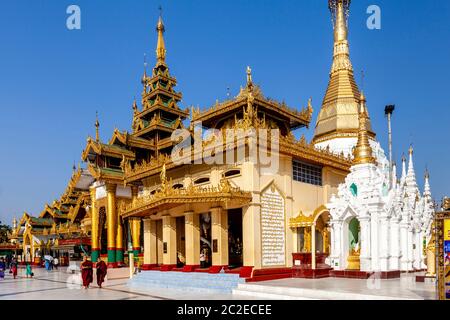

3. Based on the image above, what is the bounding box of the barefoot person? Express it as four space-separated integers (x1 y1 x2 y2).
25 263 33 278
96 259 107 288
80 256 93 289
10 258 18 279
0 258 5 280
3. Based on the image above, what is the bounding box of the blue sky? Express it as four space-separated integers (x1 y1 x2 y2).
0 0 449 225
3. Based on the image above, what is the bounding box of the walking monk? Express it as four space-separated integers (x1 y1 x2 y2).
80 255 93 289
96 259 107 288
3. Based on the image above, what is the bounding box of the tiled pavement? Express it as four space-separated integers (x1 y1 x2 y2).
0 267 257 300
0 267 437 300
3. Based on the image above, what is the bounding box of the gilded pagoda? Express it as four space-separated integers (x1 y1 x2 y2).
9 1 432 282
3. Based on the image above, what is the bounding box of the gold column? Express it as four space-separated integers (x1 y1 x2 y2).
116 208 124 266
184 212 200 269
130 217 141 256
211 207 228 267
105 183 117 267
162 216 177 267
89 187 99 262
143 218 157 267
311 224 316 270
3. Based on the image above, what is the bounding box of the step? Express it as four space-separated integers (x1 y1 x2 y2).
128 270 244 294
232 283 418 300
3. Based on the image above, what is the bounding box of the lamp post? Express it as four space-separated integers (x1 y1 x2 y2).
385 104 395 188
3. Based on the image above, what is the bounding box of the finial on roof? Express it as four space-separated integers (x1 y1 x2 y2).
155 7 167 67
132 98 138 114
142 53 148 85
352 91 376 165
409 144 414 156
246 66 253 84
95 111 100 142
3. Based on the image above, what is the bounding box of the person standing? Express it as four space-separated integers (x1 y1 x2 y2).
80 256 93 289
96 259 107 288
25 263 33 278
0 258 5 280
44 259 50 271
10 258 18 279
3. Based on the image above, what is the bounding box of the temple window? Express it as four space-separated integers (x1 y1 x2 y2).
223 169 241 178
194 177 210 185
350 183 358 196
173 183 184 189
293 160 322 186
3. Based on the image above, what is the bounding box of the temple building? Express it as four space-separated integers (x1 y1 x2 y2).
7 0 435 282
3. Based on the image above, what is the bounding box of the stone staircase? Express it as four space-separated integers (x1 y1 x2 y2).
128 270 245 294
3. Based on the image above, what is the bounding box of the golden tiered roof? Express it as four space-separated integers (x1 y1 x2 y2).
313 0 375 144
192 67 313 132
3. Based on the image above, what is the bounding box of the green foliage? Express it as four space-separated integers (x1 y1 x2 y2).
0 221 12 243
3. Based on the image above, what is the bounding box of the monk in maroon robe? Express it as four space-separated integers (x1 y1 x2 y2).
96 260 107 288
80 256 93 289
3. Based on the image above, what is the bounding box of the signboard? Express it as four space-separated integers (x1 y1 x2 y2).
437 212 450 300
260 185 286 267
444 219 450 300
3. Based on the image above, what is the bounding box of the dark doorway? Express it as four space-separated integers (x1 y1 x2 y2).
228 208 243 268
99 207 107 255
200 213 212 268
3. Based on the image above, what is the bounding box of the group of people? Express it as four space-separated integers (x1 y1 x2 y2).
80 256 108 289
43 257 59 271
0 257 19 280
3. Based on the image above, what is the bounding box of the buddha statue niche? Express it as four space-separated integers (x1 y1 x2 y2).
347 242 361 270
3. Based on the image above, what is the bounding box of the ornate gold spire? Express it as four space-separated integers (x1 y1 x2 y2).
352 92 376 165
313 0 374 144
155 11 167 67
95 111 100 142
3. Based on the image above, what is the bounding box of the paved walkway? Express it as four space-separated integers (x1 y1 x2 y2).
234 273 437 300
0 267 437 300
0 267 257 300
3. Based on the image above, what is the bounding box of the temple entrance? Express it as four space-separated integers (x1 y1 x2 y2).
99 207 107 255
176 216 185 268
228 208 243 268
200 213 212 268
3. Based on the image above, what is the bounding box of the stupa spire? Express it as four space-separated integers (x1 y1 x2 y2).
95 111 100 142
405 145 418 198
424 168 431 199
391 162 397 189
313 0 375 146
155 7 167 67
352 92 376 165
399 153 407 188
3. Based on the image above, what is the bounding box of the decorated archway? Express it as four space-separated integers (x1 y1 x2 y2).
289 205 331 269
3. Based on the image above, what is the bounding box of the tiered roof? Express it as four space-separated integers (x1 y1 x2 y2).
131 15 189 156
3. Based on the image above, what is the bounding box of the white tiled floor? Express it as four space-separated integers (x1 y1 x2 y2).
0 267 257 300
234 274 438 300
0 267 437 300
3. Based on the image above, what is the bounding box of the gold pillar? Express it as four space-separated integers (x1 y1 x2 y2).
89 187 99 262
211 207 228 267
116 209 124 266
130 217 141 255
143 218 157 266
184 212 200 268
105 183 117 267
303 227 312 252
162 216 177 266
311 224 316 270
